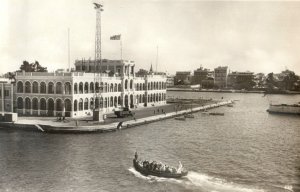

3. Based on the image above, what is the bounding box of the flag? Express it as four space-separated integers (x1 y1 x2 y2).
110 35 121 40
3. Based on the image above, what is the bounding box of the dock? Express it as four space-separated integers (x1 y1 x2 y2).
0 100 233 133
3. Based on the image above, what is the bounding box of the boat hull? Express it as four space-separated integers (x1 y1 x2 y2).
133 159 188 178
267 104 300 115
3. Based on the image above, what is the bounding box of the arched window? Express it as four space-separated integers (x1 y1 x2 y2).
90 98 94 109
79 82 83 94
74 83 78 94
25 81 31 93
90 82 94 93
100 82 104 92
65 82 71 94
47 98 54 116
118 84 122 92
110 83 113 92
95 82 100 93
84 98 89 110
114 96 117 107
17 97 23 109
104 83 107 93
48 82 54 94
79 98 83 111
110 96 113 107
104 97 107 108
99 97 103 108
17 81 23 93
74 100 78 111
125 79 128 89
25 98 31 109
95 97 100 109
64 99 72 117
32 82 38 93
130 79 133 89
114 83 117 92
140 84 143 91
32 98 38 110
56 82 62 94
56 99 63 112
118 96 121 106
40 82 46 93
40 98 46 111
84 82 89 93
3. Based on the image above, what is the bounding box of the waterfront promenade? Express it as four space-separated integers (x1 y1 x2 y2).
0 99 232 133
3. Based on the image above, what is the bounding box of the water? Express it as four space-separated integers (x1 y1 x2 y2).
0 92 299 192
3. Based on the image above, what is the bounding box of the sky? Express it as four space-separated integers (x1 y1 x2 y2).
1 0 300 75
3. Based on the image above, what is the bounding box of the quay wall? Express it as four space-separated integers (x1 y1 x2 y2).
0 100 232 133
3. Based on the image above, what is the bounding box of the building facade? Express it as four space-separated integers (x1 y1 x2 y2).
227 71 254 89
0 79 14 113
192 67 210 86
214 66 228 89
15 60 167 118
174 71 191 85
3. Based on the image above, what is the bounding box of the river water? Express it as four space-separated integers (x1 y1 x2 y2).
0 92 299 192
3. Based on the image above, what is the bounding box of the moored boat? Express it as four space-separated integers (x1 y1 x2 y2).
184 114 194 118
267 103 300 115
174 116 186 121
133 153 188 178
209 112 224 116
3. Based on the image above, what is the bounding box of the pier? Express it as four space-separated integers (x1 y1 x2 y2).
0 100 232 133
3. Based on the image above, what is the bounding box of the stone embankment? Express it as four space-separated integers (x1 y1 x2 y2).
0 100 232 133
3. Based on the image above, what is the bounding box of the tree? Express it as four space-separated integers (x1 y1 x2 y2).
18 60 47 72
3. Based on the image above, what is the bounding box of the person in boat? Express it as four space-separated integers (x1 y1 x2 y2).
134 151 138 160
177 161 183 173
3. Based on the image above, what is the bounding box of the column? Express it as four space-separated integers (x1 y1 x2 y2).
38 99 40 116
30 98 33 115
10 85 13 112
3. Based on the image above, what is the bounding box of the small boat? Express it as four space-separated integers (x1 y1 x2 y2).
184 114 194 118
267 102 300 115
174 116 186 121
133 153 188 178
209 112 224 116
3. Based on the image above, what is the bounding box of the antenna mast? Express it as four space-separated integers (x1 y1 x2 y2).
93 2 104 110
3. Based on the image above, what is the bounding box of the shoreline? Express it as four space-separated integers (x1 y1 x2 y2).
167 88 300 94
0 100 232 133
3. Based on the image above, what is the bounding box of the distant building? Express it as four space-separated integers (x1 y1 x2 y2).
214 66 228 88
174 71 191 85
227 71 254 90
0 78 14 113
192 67 210 86
166 75 174 87
202 77 214 89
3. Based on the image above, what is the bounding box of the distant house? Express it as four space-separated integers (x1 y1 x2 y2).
214 66 228 89
227 71 255 90
174 71 191 85
192 67 210 86
166 75 174 87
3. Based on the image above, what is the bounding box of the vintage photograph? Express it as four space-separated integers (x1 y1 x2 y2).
0 0 299 192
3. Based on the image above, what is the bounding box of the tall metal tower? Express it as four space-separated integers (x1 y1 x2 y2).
94 2 103 72
93 2 103 111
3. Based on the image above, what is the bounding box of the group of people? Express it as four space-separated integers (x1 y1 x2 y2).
134 152 183 174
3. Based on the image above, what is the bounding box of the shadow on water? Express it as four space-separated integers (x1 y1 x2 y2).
128 167 265 192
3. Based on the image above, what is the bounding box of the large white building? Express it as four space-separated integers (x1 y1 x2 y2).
14 59 167 118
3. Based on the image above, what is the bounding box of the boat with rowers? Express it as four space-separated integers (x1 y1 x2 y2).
133 152 188 178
